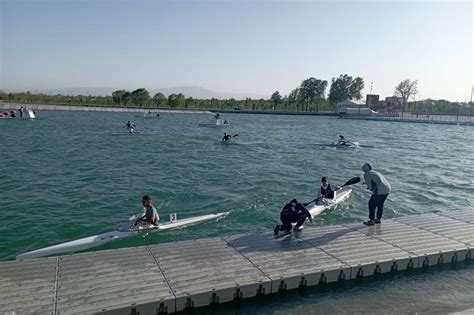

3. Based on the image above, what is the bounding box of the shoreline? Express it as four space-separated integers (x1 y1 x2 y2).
1 102 472 126
0 102 212 114
0 101 338 116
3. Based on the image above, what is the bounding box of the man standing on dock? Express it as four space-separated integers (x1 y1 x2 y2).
362 163 391 225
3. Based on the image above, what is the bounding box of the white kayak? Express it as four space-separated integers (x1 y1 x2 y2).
16 212 228 260
198 118 229 127
308 189 352 218
332 142 359 148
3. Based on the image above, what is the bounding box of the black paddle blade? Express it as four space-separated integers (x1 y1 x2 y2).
233 134 239 137
342 176 360 187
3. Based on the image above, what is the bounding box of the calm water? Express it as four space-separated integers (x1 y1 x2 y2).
1 111 473 313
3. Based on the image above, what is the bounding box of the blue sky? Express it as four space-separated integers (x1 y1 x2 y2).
1 0 472 101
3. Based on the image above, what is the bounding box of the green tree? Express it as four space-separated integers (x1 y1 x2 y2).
328 74 365 103
112 90 127 106
287 88 300 111
394 79 418 117
152 92 167 107
130 88 150 107
168 93 186 107
270 91 282 110
299 77 328 111
122 91 131 106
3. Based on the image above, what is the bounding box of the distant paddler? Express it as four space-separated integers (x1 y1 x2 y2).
274 198 313 234
124 120 136 134
338 135 349 145
222 132 238 142
134 195 160 226
214 112 220 119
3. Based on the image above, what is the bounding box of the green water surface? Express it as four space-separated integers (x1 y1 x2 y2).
1 111 473 313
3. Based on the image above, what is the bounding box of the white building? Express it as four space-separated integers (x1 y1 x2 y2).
337 99 377 116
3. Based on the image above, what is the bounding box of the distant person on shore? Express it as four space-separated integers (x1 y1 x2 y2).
274 198 313 234
362 163 391 225
134 195 160 226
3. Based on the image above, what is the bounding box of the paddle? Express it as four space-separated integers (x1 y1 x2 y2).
232 134 238 138
303 176 361 207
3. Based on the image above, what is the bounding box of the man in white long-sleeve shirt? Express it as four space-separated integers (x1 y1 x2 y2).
362 163 391 225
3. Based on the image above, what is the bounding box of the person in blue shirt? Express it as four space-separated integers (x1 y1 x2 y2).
134 195 160 226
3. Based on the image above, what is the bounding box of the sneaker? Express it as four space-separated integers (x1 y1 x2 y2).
293 225 304 231
374 219 381 224
363 220 375 226
274 225 280 234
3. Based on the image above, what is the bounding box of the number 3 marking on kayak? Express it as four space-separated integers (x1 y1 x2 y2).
170 213 177 222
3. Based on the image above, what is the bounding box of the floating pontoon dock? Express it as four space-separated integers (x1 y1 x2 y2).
1 209 472 314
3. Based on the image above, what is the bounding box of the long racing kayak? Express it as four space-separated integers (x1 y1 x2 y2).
308 189 352 217
16 212 228 260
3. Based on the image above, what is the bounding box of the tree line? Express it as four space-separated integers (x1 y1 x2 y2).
0 74 366 112
0 75 471 115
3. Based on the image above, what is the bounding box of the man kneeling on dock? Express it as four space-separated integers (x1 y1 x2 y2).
274 199 313 234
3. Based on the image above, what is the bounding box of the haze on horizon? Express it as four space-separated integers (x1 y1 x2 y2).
1 0 472 102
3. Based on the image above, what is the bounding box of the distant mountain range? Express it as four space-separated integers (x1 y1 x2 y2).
10 86 268 100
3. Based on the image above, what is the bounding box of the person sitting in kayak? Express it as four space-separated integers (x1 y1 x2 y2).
315 176 338 205
338 135 349 145
134 195 160 226
214 112 220 119
222 132 238 142
274 198 313 234
124 121 136 134
222 133 232 142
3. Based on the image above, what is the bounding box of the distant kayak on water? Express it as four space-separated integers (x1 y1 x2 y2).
199 112 229 127
315 142 375 148
199 118 229 127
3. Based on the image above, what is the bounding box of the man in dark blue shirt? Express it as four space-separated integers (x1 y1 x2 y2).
274 199 313 234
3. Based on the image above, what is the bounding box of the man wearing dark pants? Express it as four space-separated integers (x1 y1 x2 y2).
274 199 313 234
362 163 391 225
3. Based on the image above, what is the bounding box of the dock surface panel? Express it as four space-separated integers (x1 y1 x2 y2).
1 209 472 314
